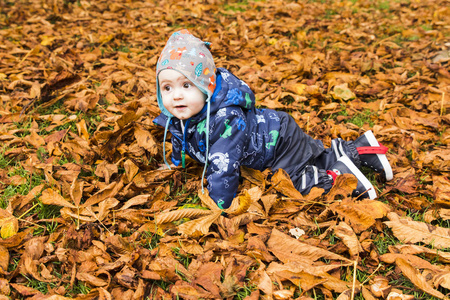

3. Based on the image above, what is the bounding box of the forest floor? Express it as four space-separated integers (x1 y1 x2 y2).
0 0 450 299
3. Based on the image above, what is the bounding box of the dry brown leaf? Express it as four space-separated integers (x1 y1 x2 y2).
362 285 378 300
39 188 76 209
155 209 213 224
69 178 84 207
271 169 303 199
329 199 376 233
82 180 123 208
267 229 352 264
178 210 222 237
395 258 446 299
119 194 150 210
334 221 363 257
95 161 118 184
123 159 139 182
389 244 450 263
0 245 9 273
134 124 158 156
197 188 220 211
385 212 450 249
76 272 108 287
326 174 357 200
266 262 326 292
0 278 11 298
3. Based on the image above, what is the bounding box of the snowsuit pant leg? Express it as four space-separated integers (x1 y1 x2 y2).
270 111 360 195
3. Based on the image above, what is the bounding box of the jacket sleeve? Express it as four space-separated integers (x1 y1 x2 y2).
205 108 247 209
171 135 182 166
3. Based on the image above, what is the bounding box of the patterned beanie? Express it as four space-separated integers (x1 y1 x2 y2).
156 29 216 117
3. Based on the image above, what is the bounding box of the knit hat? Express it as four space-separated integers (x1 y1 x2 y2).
156 29 216 117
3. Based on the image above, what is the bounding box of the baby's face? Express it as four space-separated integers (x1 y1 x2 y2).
159 69 206 120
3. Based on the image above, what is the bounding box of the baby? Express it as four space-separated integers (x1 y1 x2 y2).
153 29 393 209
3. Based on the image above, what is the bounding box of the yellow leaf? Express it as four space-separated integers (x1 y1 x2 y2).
293 84 307 95
268 38 277 45
225 189 253 216
178 210 222 237
1 217 18 239
99 34 114 44
76 119 90 141
40 35 56 46
0 73 6 81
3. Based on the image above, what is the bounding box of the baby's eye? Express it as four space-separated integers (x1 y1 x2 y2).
163 85 171 92
183 82 192 88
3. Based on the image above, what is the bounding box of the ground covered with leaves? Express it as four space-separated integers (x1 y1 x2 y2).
0 0 449 299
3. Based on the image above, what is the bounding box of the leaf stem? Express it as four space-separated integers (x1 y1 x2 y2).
17 202 39 220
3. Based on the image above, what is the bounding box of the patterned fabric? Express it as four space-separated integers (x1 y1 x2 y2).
154 68 281 209
156 29 216 117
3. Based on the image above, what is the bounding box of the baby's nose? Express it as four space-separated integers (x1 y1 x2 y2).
173 88 183 99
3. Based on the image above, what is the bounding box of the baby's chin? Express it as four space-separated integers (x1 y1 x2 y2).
171 112 195 120
170 108 203 120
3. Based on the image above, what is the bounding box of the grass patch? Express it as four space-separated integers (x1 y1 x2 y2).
378 0 390 10
235 283 257 299
373 230 399 255
0 152 45 208
347 110 376 128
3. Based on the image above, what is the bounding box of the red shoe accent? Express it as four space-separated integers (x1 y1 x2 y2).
327 170 338 184
357 144 388 155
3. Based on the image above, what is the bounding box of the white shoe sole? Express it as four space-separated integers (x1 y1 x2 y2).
340 155 377 200
364 130 393 181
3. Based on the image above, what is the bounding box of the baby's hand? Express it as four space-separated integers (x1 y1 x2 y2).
157 163 176 170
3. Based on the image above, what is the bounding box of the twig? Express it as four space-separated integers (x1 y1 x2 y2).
85 206 112 234
19 218 46 229
351 260 357 300
20 99 36 118
18 202 39 220
77 207 80 230
441 92 445 116
361 263 383 285
62 125 72 142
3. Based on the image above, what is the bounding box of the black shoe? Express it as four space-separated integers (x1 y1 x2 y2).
327 155 377 199
354 130 393 181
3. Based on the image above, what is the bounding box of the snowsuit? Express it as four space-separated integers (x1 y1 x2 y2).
154 68 362 208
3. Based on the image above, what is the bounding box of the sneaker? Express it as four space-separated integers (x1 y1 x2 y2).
354 130 393 181
327 155 377 199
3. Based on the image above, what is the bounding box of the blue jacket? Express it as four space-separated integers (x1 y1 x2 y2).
153 68 281 208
